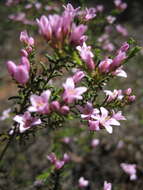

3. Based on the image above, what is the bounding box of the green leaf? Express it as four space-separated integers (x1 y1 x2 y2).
36 166 54 181
72 51 83 66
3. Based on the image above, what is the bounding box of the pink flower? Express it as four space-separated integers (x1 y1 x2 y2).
8 12 26 22
118 42 129 53
36 15 52 41
47 153 57 164
98 58 113 73
116 24 128 36
28 90 51 114
70 24 87 45
0 108 11 121
34 2 42 10
120 163 137 180
63 153 70 163
63 3 79 18
88 120 100 131
110 51 127 71
96 5 104 13
112 66 127 78
102 42 115 52
123 88 132 95
106 16 116 24
6 59 30 84
13 111 41 133
78 177 89 188
20 30 34 46
6 0 20 6
98 34 109 43
93 107 120 133
79 8 96 21
76 43 95 70
55 160 65 169
103 181 112 190
47 152 68 170
104 89 123 102
77 102 99 120
112 111 126 121
63 78 87 104
61 137 71 144
91 139 100 148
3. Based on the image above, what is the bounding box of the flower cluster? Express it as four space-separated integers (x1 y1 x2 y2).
98 42 129 77
104 87 136 104
114 0 127 11
37 4 87 48
3 1 140 189
120 163 137 180
78 178 112 190
47 152 70 169
6 31 34 84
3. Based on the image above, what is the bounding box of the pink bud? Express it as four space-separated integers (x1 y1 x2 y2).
50 101 60 111
88 120 100 131
110 51 126 71
96 5 104 12
119 42 129 52
73 71 85 83
20 30 34 46
60 105 70 115
98 58 112 73
36 16 52 41
70 24 87 45
63 153 70 163
6 61 16 77
14 66 29 84
78 177 89 188
128 95 136 103
47 153 57 164
55 160 65 169
20 56 30 71
124 88 132 95
26 46 33 53
61 137 71 144
91 139 100 148
20 49 28 57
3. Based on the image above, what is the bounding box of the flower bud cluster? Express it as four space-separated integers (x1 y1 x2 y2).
104 87 136 105
47 152 70 169
114 0 127 11
6 31 34 85
98 42 129 76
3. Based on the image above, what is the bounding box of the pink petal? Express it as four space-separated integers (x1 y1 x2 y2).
63 77 75 89
100 107 108 118
41 90 51 102
75 87 87 95
30 95 41 107
28 106 38 112
108 118 120 126
104 125 113 134
13 115 23 123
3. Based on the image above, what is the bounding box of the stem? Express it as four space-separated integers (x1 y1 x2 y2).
53 170 61 190
0 134 14 162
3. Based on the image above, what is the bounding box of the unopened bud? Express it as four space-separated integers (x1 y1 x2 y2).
50 101 60 111
60 106 70 115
